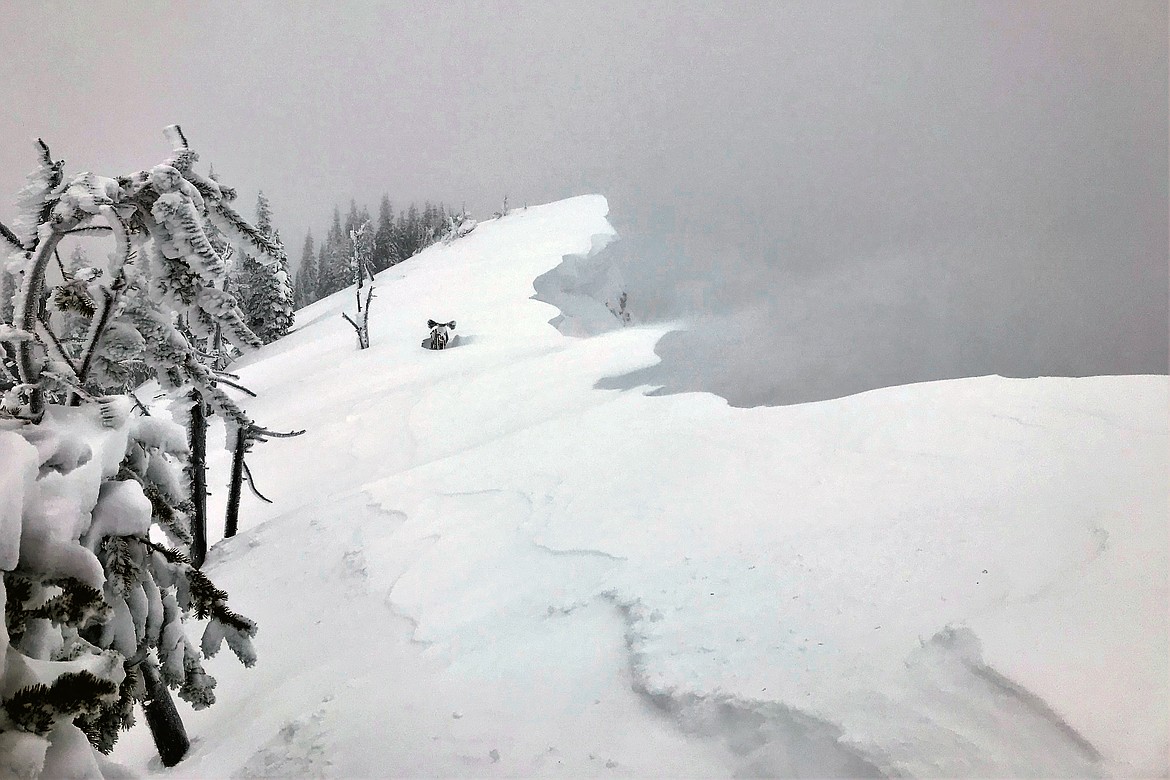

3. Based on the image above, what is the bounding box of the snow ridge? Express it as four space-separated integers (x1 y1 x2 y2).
107 195 1166 777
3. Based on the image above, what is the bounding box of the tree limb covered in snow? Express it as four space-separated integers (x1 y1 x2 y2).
13 226 65 415
248 425 306 441
61 224 113 236
0 220 22 252
34 318 79 377
212 375 257 397
203 198 285 266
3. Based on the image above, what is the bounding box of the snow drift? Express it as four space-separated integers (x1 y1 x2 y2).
110 195 1167 778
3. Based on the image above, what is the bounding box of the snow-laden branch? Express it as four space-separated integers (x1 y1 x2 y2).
11 139 65 250
71 206 133 401
213 375 257 397
183 167 237 203
34 319 79 377
0 220 22 252
13 224 64 389
247 425 306 442
164 124 189 151
162 125 197 174
61 225 114 236
202 196 286 268
150 189 224 282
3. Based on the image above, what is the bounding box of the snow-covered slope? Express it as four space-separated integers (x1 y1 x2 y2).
112 195 1168 778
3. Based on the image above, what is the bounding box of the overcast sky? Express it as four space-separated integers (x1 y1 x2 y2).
2 1 1165 402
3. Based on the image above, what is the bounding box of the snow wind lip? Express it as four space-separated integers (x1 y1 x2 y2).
531 229 626 339
600 591 888 779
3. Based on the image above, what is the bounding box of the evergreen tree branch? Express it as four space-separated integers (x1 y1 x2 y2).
241 460 273 504
125 296 253 435
71 288 113 403
129 391 151 417
202 194 285 267
61 224 113 236
30 577 111 627
72 206 133 403
212 376 257 397
4 671 118 736
143 541 256 635
149 192 226 282
13 225 65 407
35 138 54 167
28 139 65 250
34 318 79 377
3 572 34 643
41 370 100 404
75 663 138 754
115 465 194 546
246 426 305 441
164 124 189 151
0 220 21 252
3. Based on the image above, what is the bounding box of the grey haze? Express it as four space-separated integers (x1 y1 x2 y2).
1 1 1165 405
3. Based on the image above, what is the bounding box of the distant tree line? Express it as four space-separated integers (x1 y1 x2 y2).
293 196 456 309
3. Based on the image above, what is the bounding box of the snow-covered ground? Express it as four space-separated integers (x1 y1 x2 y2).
111 195 1167 778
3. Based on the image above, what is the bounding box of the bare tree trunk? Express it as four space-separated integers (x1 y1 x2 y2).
341 285 374 350
140 659 190 767
342 223 374 349
358 307 370 350
187 390 208 568
223 426 247 538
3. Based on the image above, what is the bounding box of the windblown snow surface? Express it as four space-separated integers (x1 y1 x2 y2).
112 195 1167 778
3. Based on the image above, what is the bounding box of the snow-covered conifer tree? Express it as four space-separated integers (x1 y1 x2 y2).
293 232 316 309
315 207 350 298
233 192 293 343
372 195 397 273
398 204 421 259
0 126 285 775
441 209 477 245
